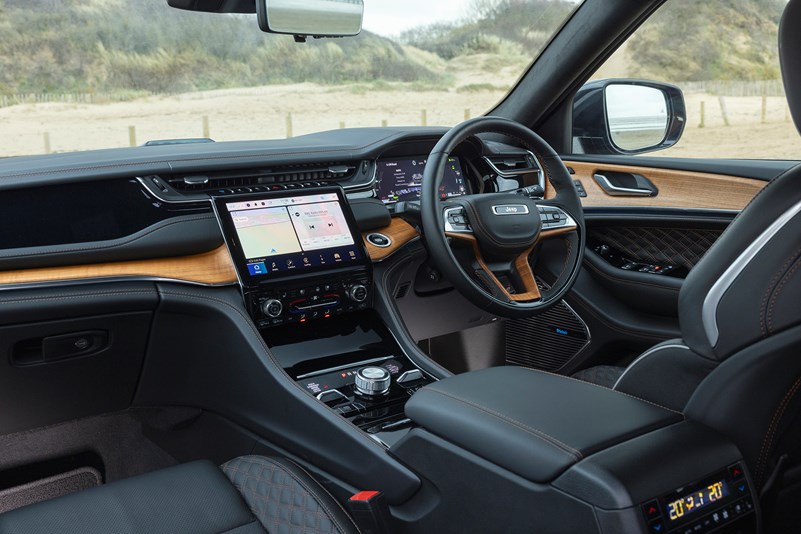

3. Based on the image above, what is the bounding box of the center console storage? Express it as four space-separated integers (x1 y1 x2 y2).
393 367 759 533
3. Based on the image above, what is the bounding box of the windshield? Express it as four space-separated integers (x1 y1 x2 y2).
0 0 581 158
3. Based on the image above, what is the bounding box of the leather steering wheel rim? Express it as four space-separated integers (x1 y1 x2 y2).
421 116 585 318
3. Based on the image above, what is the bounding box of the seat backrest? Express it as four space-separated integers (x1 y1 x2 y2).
617 0 801 499
677 0 801 363
674 0 801 498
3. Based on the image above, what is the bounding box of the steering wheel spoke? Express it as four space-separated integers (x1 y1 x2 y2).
445 231 542 303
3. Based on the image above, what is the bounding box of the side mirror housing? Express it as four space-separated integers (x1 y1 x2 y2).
572 79 686 155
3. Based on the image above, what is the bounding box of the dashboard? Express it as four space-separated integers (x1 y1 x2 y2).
0 127 543 289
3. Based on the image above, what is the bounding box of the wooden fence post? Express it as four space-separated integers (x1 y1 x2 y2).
699 101 705 128
43 132 51 154
381 119 388 127
421 109 427 126
128 126 137 147
339 121 345 129
202 115 210 138
761 94 767 124
285 112 293 138
718 96 730 126
464 108 470 120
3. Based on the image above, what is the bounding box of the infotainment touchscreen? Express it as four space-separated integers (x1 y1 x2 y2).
376 156 466 205
213 188 367 285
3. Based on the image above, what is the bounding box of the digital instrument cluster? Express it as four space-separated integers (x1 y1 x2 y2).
375 156 467 204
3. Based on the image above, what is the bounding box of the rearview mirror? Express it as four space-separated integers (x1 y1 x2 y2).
573 80 686 155
256 0 364 38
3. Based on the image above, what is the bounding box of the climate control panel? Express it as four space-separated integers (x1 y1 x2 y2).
246 271 371 328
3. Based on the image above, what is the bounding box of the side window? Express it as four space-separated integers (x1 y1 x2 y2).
574 0 801 159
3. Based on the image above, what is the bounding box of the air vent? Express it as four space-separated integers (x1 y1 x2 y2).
484 152 541 177
165 162 361 193
394 282 410 299
505 302 589 372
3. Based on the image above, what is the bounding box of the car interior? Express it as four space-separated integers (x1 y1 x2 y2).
0 0 799 532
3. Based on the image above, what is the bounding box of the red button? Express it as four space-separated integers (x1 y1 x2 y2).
643 499 661 520
729 463 744 480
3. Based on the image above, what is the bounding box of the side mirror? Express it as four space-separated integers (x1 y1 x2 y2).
572 79 686 155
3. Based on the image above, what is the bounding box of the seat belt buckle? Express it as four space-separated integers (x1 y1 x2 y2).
347 490 393 534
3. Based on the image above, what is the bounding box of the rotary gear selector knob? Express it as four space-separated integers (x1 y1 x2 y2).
354 366 391 396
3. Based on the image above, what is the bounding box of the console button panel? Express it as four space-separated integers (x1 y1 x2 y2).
296 356 429 433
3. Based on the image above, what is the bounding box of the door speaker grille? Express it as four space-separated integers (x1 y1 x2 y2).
505 302 589 371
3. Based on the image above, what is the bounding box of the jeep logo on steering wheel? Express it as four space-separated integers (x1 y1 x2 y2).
492 204 530 215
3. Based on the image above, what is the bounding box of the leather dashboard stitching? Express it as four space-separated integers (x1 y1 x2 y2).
421 387 582 459
0 214 215 259
754 374 801 487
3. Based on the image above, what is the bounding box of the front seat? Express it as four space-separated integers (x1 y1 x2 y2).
573 0 801 502
0 455 359 534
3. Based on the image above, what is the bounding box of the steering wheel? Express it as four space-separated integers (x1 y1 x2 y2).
421 117 585 318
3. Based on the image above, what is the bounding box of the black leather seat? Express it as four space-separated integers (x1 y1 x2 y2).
572 0 801 501
0 455 359 534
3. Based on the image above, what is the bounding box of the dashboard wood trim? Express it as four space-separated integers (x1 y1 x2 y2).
0 245 238 286
554 161 765 210
362 217 419 261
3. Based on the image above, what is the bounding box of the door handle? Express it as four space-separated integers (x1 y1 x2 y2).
593 172 658 197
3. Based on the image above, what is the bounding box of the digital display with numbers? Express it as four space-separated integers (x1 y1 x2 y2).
666 480 730 522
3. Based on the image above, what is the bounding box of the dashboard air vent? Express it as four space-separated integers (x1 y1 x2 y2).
484 152 541 177
165 162 361 193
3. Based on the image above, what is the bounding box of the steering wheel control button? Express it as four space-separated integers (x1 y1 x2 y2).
347 284 368 303
538 206 573 229
261 299 283 318
355 366 391 396
444 207 472 233
366 233 392 248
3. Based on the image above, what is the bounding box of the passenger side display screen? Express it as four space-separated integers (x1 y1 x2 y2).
213 188 366 285
376 156 466 204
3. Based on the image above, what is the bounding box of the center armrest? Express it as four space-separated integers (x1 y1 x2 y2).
404 366 683 483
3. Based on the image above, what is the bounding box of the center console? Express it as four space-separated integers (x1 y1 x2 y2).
213 187 431 441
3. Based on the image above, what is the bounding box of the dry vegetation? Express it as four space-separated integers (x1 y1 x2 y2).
2 0 800 160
